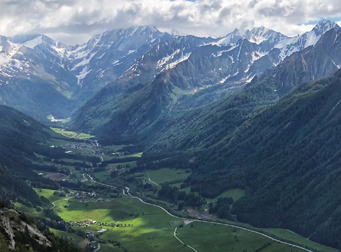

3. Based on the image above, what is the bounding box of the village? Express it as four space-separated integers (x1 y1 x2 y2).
64 141 125 157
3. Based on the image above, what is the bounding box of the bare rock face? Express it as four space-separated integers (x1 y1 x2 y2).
0 208 52 250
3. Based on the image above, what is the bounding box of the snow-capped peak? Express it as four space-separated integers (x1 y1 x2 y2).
244 26 284 44
313 19 340 36
216 29 242 46
22 35 43 49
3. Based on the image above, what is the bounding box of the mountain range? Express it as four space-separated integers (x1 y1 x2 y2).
0 19 338 123
69 19 341 143
2 19 341 250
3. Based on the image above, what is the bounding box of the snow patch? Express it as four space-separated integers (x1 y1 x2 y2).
22 36 43 49
305 32 320 48
0 54 11 66
76 67 91 85
71 52 96 70
127 49 136 55
220 75 231 83
251 51 266 63
162 52 191 70
157 49 181 69
211 50 230 57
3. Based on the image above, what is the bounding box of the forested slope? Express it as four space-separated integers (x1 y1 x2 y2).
185 70 341 249
0 106 57 206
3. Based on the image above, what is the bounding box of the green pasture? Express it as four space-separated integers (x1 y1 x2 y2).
206 188 246 203
262 228 341 252
177 221 306 252
51 127 94 139
14 203 45 217
93 170 111 181
49 228 85 244
144 168 191 185
54 197 194 252
35 188 66 205
172 183 192 194
125 152 143 158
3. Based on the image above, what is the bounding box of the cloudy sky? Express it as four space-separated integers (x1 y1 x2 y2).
1 0 341 45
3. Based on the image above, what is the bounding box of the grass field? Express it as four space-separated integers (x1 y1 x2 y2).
51 128 94 139
144 168 191 185
14 189 66 216
172 183 192 194
49 228 85 244
262 228 341 252
93 170 112 181
35 189 64 202
125 152 143 158
55 197 193 252
205 189 246 203
14 203 45 217
16 185 340 252
54 196 317 252
177 221 305 252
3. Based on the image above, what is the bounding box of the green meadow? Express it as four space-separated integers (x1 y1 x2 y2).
144 168 191 185
21 132 339 252
262 228 341 252
176 221 305 252
51 127 94 139
54 197 192 252
34 188 65 203
205 188 246 203
50 195 320 252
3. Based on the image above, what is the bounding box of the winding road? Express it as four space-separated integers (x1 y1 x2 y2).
84 175 313 252
174 227 198 252
50 197 73 210
147 173 159 186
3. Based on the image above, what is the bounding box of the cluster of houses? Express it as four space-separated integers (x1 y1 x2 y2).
73 191 97 199
69 220 115 228
111 151 124 157
65 142 98 151
63 142 106 156
69 219 98 228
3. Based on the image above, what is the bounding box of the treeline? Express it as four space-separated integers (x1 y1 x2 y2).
136 153 195 171
157 183 206 209
208 197 233 219
99 157 139 167
34 146 101 164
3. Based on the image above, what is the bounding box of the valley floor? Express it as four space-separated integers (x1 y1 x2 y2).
15 128 341 252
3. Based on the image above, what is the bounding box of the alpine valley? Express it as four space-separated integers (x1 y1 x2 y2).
1 19 341 252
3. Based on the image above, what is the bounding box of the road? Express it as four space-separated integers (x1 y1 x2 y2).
174 227 198 252
50 197 73 210
82 173 116 188
93 243 101 252
84 175 312 252
147 173 159 186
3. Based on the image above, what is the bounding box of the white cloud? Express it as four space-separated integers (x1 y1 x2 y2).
0 0 341 44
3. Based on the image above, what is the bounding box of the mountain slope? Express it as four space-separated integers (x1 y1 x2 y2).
0 106 58 206
148 27 341 152
0 20 338 123
68 26 174 102
0 206 81 252
0 26 173 121
192 69 341 249
0 35 78 121
70 20 340 142
70 38 280 138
